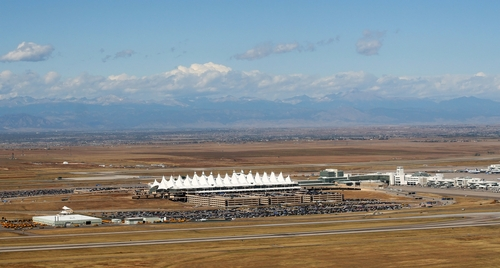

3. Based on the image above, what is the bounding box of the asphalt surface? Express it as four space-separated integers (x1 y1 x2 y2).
1 211 499 253
387 185 500 199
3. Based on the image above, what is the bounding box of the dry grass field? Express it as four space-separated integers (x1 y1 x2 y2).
2 209 500 268
2 138 500 182
2 137 500 267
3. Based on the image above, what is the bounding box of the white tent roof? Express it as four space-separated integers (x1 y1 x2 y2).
215 174 223 186
158 176 170 190
150 170 297 191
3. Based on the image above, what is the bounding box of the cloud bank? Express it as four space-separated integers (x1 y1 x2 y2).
1 63 499 101
0 42 54 62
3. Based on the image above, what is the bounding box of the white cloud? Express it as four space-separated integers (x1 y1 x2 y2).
233 37 337 60
233 42 304 60
108 73 136 81
101 55 111 63
114 49 135 59
356 30 385 56
0 42 54 62
312 71 376 90
102 49 136 62
167 62 231 76
274 42 300 53
317 36 339 46
233 43 274 60
44 71 60 84
1 63 500 101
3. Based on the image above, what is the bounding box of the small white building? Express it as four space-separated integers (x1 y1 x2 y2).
487 164 500 174
124 217 144 224
143 217 161 223
123 217 161 224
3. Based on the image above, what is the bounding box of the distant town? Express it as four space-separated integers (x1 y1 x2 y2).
0 125 499 148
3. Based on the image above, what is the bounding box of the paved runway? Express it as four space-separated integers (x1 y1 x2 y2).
1 211 499 253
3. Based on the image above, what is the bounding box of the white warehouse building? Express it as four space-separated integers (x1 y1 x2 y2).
32 206 102 227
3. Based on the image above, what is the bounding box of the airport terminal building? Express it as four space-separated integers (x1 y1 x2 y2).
146 171 346 207
389 166 443 186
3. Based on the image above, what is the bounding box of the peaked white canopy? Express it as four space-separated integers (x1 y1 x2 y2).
151 170 296 191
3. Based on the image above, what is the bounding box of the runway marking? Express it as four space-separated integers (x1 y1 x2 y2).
1 212 500 253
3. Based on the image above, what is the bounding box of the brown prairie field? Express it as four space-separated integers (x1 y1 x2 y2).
2 138 500 177
2 138 500 267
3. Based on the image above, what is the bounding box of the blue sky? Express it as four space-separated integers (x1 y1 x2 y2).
1 0 500 101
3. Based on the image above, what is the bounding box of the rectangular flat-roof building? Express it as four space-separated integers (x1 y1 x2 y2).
186 192 344 208
33 214 102 227
124 217 144 224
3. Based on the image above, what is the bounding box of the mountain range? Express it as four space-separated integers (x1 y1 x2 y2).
0 93 499 131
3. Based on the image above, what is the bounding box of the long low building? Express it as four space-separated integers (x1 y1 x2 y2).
33 214 102 227
186 192 344 208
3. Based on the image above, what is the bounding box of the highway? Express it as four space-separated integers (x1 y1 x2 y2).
1 212 500 253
